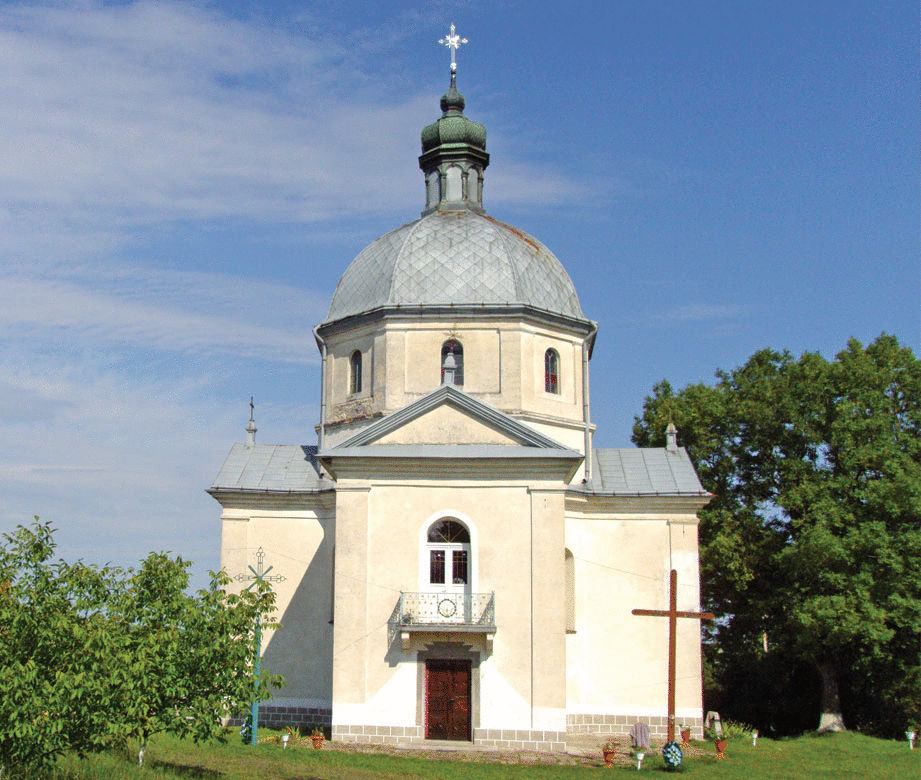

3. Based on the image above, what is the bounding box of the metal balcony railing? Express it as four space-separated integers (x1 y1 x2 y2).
388 591 495 647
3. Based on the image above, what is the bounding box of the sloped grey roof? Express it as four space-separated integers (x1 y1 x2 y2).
325 210 585 324
586 447 709 496
209 444 332 493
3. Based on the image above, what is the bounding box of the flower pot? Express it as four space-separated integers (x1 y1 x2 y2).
680 728 691 747
714 739 728 759
602 748 616 767
311 735 325 749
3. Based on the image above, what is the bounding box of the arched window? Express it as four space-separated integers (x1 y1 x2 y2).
445 165 463 201
349 350 362 394
441 339 464 386
426 519 470 588
426 171 440 208
466 168 479 202
545 348 559 394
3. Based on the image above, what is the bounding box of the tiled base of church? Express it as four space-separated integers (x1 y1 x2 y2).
229 705 332 731
566 714 705 741
471 728 567 751
332 725 423 745
332 725 567 751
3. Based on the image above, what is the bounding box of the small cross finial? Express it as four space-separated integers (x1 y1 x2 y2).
438 23 468 73
245 396 257 447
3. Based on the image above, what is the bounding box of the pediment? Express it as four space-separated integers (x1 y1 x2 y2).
375 403 521 446
333 385 568 450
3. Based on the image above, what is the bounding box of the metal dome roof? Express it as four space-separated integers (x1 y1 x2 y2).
325 209 585 324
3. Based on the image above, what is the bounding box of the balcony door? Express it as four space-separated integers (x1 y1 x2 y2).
426 518 471 622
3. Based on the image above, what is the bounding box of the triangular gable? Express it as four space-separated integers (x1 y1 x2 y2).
375 403 520 446
334 384 569 450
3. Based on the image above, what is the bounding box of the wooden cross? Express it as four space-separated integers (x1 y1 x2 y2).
632 569 714 742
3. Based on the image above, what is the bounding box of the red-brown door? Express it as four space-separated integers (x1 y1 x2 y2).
425 659 471 741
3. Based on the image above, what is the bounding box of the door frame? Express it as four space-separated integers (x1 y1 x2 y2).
424 658 471 740
416 642 480 741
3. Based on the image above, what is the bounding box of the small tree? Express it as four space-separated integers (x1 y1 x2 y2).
0 520 282 774
108 552 282 765
0 520 125 773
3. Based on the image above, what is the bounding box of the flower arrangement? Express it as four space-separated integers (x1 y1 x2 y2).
661 741 683 771
239 714 253 744
601 738 617 768
311 727 325 738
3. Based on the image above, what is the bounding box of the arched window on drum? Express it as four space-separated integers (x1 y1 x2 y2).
441 339 464 386
545 348 560 394
349 350 362 394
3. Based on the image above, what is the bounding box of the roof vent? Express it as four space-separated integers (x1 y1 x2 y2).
665 421 678 453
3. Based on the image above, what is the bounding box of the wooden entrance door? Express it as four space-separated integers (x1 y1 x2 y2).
425 659 471 741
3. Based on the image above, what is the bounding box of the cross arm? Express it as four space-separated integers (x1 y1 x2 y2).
632 608 715 619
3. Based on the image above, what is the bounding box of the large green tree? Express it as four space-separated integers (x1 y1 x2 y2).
633 334 921 735
0 520 281 775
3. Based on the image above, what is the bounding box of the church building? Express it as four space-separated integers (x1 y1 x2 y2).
209 36 711 751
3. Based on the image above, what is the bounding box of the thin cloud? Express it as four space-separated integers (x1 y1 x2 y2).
0 0 582 265
0 265 324 363
646 303 748 325
0 353 316 573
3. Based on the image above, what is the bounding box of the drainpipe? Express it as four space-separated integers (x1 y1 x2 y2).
582 324 597 483
313 324 327 451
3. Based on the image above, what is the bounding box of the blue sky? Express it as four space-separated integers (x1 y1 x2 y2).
1 0 917 587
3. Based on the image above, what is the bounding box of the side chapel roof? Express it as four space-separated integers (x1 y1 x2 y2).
208 441 707 497
581 447 709 497
209 444 332 494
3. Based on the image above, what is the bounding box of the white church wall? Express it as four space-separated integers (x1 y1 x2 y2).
330 477 569 746
563 501 706 739
218 499 336 728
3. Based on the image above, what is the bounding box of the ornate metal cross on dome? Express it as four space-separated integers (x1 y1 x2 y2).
632 569 714 742
439 23 467 72
235 547 285 746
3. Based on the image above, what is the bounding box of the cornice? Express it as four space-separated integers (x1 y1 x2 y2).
316 304 596 344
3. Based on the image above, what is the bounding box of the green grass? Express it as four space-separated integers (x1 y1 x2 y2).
45 729 921 779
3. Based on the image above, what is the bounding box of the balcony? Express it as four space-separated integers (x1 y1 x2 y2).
388 591 496 652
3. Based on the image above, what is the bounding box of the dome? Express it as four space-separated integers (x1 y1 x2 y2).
420 84 487 153
325 209 585 324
